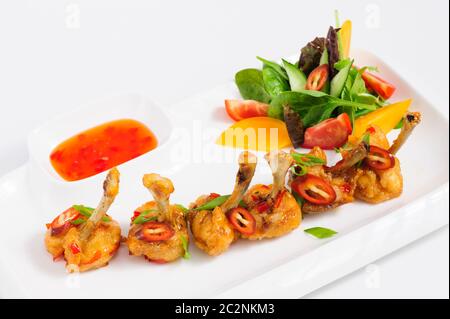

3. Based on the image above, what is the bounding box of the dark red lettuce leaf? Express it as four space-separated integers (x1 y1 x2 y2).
298 37 326 75
326 26 340 79
283 105 304 148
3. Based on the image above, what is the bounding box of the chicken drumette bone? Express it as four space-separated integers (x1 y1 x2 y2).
45 168 122 273
189 151 257 256
242 151 302 240
127 174 189 263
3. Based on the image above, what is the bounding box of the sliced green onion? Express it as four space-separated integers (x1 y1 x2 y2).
175 204 189 215
71 218 87 225
291 153 326 166
72 205 94 217
304 227 338 239
362 132 371 145
194 195 230 211
194 195 247 211
133 210 158 225
73 205 111 222
291 153 325 177
180 235 191 260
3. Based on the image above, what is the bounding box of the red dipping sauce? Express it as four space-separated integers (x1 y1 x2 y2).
50 119 158 181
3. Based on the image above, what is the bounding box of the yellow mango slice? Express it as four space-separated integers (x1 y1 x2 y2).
340 20 352 58
216 117 292 152
352 99 412 138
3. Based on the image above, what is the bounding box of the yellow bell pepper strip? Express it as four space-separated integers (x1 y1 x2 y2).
216 117 292 152
340 20 352 58
351 99 412 138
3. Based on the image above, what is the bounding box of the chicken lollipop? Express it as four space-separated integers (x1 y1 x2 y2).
290 143 368 214
189 151 257 256
127 174 189 263
354 112 421 203
45 168 122 273
242 151 302 240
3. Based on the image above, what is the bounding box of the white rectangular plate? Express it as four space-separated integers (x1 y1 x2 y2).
0 49 448 298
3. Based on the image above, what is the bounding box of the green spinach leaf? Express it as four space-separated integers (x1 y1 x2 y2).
262 66 290 98
269 90 377 127
256 56 288 80
235 68 271 103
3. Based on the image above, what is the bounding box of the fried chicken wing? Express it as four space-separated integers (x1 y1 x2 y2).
291 144 367 214
126 174 189 263
355 112 421 203
242 151 302 240
45 168 122 273
189 151 257 256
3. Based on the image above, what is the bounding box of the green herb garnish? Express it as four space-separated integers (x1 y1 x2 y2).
180 235 191 260
175 204 189 215
71 218 87 225
194 195 230 211
362 132 371 145
72 205 111 222
133 210 158 225
291 153 326 177
292 191 304 207
268 91 377 127
304 227 338 239
73 205 93 217
394 118 404 129
194 195 247 211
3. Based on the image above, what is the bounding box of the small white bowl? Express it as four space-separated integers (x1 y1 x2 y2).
27 93 172 220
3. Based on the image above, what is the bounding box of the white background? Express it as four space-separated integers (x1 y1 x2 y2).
0 0 448 298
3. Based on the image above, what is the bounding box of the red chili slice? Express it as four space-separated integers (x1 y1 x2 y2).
365 145 395 170
131 210 141 222
274 190 287 208
341 183 352 193
70 242 81 255
137 222 175 242
50 207 80 236
209 193 221 200
306 64 329 91
291 174 337 205
227 207 256 235
256 201 271 213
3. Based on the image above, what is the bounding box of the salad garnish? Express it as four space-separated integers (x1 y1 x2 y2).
222 12 406 151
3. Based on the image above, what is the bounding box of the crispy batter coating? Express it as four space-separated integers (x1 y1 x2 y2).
127 174 189 263
242 151 301 239
127 202 188 263
44 168 121 273
45 219 121 272
355 158 403 203
189 152 257 256
189 195 236 256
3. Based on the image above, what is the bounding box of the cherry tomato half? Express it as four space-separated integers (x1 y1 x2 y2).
365 145 395 170
225 99 269 121
302 113 352 150
227 207 256 235
291 174 337 205
306 64 329 91
137 222 175 242
361 71 396 100
50 207 80 236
